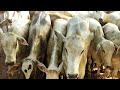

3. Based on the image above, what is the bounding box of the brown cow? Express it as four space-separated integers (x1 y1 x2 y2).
87 26 115 79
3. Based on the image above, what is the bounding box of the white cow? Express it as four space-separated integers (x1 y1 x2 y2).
55 16 94 79
44 19 68 79
0 18 30 65
87 17 104 36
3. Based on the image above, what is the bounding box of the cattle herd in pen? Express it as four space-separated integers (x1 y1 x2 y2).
0 11 120 79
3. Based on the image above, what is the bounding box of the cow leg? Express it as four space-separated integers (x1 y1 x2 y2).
100 64 105 73
96 67 101 79
96 60 101 79
103 66 111 79
112 65 118 79
91 56 100 78
87 57 92 78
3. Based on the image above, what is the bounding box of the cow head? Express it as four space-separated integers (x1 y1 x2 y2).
44 62 63 79
54 31 85 79
94 11 106 24
0 32 28 65
94 26 115 67
96 41 115 67
21 59 34 79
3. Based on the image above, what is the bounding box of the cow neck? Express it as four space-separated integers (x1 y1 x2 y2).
48 38 60 70
28 35 41 60
28 48 38 60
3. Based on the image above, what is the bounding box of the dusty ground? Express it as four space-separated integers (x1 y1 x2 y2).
0 46 8 79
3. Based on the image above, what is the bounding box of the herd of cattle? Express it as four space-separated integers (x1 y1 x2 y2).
0 11 120 79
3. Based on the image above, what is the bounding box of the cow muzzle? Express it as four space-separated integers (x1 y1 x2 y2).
68 74 78 79
5 61 16 66
99 18 103 23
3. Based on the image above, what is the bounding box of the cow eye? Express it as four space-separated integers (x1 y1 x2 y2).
14 43 17 48
28 64 32 70
24 69 27 73
102 49 105 53
65 48 68 54
81 50 84 54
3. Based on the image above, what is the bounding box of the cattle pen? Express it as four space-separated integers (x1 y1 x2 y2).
0 11 120 79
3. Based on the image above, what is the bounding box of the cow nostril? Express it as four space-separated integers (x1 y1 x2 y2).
10 62 15 65
5 62 9 65
5 62 15 66
75 74 78 78
28 64 32 70
68 74 78 79
99 18 103 22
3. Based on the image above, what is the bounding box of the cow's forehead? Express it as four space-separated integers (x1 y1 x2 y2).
64 37 84 56
65 35 83 49
2 33 17 44
3 32 16 38
22 60 33 69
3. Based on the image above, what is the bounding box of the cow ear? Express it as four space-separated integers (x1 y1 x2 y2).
114 45 120 55
7 64 20 73
36 60 48 74
54 30 66 42
58 62 63 74
0 19 8 27
95 26 101 36
0 28 3 35
17 36 29 46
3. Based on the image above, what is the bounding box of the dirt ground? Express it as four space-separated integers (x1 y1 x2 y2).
0 46 8 79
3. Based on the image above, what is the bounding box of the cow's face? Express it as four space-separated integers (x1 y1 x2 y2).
96 41 115 67
54 31 85 79
94 11 105 23
45 62 63 79
1 32 28 65
64 36 84 79
21 59 34 79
